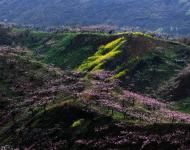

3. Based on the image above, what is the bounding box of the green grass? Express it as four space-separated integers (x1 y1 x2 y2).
17 32 118 69
114 69 129 78
132 32 154 39
78 37 125 71
71 119 85 128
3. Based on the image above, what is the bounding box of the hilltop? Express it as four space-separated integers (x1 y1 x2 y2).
10 30 190 97
1 28 190 149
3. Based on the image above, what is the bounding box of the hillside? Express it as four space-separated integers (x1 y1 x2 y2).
1 28 190 149
11 30 190 96
0 0 190 35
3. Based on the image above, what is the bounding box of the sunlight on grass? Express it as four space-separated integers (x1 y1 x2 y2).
78 37 125 71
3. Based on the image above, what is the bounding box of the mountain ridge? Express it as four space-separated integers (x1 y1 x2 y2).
0 0 190 35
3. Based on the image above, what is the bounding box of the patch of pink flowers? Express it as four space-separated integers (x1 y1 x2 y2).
123 90 166 108
124 90 190 123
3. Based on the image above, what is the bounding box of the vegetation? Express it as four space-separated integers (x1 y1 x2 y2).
1 27 190 149
0 0 190 35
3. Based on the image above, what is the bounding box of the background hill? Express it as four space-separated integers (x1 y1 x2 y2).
0 0 190 35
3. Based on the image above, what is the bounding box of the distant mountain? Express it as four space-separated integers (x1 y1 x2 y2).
0 0 190 35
